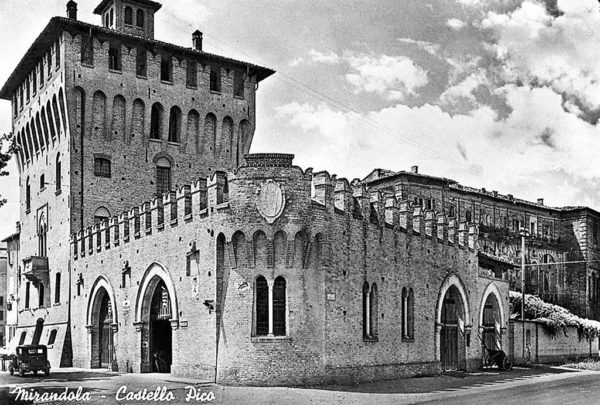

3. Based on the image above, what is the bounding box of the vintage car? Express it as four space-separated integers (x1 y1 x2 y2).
8 345 50 377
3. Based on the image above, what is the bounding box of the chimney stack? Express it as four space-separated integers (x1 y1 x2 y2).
67 0 78 19
537 198 544 205
192 30 203 51
411 165 418 174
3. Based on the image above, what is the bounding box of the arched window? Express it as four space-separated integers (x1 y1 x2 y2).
54 273 61 303
25 176 31 212
362 282 370 338
363 281 377 339
369 283 378 338
94 207 111 224
136 9 145 28
273 276 286 336
255 276 268 336
402 287 414 340
168 106 181 143
124 6 133 25
55 153 61 191
19 331 27 345
150 103 163 139
156 157 171 196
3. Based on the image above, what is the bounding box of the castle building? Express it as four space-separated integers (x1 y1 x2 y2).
0 0 593 386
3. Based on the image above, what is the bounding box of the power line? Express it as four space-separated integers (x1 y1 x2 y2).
159 8 485 178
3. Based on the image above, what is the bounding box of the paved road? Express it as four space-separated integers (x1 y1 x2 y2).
0 366 597 404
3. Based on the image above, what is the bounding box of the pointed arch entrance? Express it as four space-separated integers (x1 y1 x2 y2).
135 263 178 373
87 276 118 369
436 274 470 372
479 283 505 360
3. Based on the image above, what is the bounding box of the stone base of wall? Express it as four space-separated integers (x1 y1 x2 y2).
322 362 441 386
171 364 215 382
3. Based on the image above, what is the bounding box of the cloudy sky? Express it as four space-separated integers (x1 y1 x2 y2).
1 0 600 239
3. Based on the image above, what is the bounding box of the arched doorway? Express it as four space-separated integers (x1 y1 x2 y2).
440 285 466 371
481 294 501 351
89 287 115 369
140 277 173 373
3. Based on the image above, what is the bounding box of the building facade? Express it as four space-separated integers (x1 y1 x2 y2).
0 0 591 386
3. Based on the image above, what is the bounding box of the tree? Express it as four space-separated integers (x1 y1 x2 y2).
0 132 17 207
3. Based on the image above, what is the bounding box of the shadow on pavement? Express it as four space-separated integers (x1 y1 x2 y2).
302 366 574 394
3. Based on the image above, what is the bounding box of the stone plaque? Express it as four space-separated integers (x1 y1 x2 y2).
180 320 188 328
256 180 286 223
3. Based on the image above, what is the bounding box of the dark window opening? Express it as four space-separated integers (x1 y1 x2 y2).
19 331 26 345
25 178 30 211
136 48 147 77
109 43 121 71
168 106 181 143
47 51 52 75
94 157 111 177
156 166 171 196
273 276 286 336
136 9 145 28
234 70 244 98
255 276 268 336
186 61 197 88
25 282 30 309
150 103 162 139
210 66 221 92
56 154 61 191
38 283 45 308
39 60 44 86
54 273 61 303
40 174 45 190
55 41 60 68
124 6 133 25
465 210 472 222
160 55 172 82
48 329 57 345
81 37 94 65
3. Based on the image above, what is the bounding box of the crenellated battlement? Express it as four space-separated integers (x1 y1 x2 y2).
70 155 482 260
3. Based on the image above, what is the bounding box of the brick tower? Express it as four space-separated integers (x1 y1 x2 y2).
0 0 274 368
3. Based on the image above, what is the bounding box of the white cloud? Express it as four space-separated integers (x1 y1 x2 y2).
397 38 441 56
456 0 483 6
439 68 488 106
481 0 600 112
344 54 429 100
447 18 467 30
308 49 341 65
273 84 600 207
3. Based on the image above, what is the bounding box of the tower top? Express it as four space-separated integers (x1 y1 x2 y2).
93 0 162 39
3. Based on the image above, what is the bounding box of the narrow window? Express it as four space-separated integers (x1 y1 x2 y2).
136 48 147 77
124 6 133 25
150 103 163 139
156 157 171 196
403 287 414 340
25 282 30 309
109 42 121 71
38 283 45 308
369 283 378 338
362 282 370 338
81 35 94 65
54 273 61 303
136 9 145 28
186 60 197 88
109 8 114 27
39 223 47 257
168 106 181 143
105 13 109 28
255 276 268 336
25 77 30 102
55 153 61 191
55 41 60 68
94 157 111 177
465 210 472 222
161 55 172 82
25 177 31 212
19 331 27 345
39 60 44 86
210 65 221 92
234 70 244 98
47 50 52 75
32 70 37 94
273 276 287 336
40 173 45 190
48 329 57 345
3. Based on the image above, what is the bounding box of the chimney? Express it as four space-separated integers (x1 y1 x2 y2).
192 30 203 51
67 0 78 19
537 198 544 205
508 194 513 201
411 165 418 174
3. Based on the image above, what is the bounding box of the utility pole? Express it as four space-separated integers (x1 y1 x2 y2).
520 228 528 362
